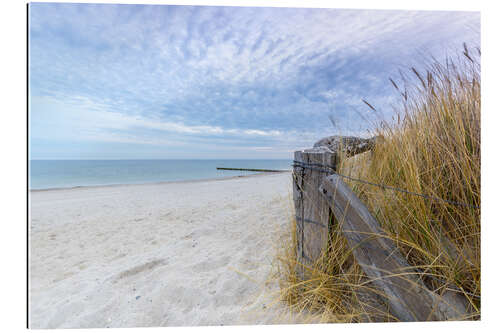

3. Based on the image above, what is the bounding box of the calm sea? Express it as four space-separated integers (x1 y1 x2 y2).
29 159 292 190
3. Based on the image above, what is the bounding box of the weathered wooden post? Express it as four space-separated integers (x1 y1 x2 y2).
292 147 336 275
292 136 376 273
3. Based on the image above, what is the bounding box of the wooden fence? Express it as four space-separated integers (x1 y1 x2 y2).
292 148 471 322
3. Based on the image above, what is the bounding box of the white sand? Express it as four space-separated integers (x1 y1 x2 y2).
29 172 294 328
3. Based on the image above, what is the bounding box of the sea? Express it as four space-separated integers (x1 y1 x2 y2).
29 159 293 190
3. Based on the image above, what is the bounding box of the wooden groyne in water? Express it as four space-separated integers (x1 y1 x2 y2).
216 167 288 173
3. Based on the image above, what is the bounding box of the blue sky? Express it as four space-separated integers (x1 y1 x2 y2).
28 3 479 159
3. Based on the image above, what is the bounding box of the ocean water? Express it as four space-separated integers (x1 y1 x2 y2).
29 159 292 190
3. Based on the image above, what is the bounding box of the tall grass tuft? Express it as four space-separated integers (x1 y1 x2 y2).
276 45 480 322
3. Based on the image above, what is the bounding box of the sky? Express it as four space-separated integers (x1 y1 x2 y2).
28 2 480 159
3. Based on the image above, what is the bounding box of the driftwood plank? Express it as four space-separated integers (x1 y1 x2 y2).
292 149 336 272
319 174 470 321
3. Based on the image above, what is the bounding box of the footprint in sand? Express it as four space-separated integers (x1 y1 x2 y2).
182 232 195 240
113 259 167 283
191 256 230 273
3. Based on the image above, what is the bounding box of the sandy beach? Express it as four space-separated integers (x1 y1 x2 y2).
29 172 293 328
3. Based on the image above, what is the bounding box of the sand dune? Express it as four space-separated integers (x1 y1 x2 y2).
29 172 293 328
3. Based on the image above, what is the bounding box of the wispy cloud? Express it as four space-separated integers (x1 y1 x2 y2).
29 3 480 159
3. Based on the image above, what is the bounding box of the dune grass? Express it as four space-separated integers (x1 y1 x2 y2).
275 44 480 322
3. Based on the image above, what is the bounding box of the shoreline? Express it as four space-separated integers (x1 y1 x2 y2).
30 170 292 192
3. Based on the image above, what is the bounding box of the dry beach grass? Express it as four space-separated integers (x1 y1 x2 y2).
275 45 481 322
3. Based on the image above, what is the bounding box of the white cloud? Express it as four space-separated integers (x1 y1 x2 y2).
30 95 287 142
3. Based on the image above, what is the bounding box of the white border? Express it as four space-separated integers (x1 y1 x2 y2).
2 1 497 332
